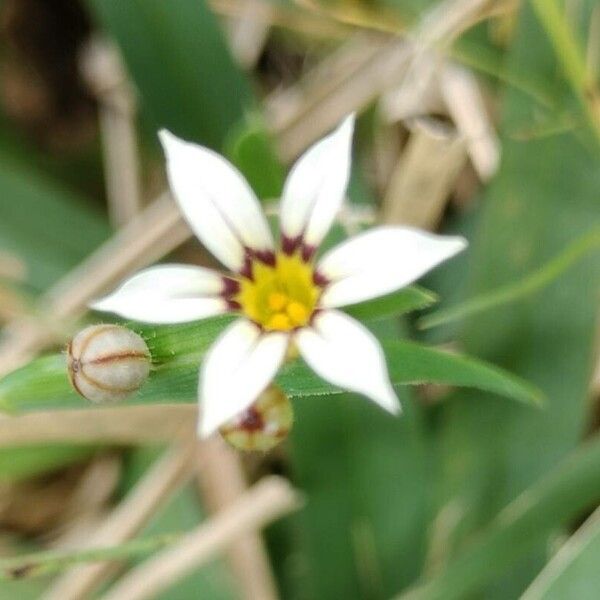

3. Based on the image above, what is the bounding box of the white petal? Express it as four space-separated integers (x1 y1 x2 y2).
296 310 400 414
90 264 229 324
318 226 467 308
279 115 354 247
199 319 288 437
159 130 274 272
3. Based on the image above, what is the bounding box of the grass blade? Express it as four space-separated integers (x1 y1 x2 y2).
0 535 178 581
419 226 600 330
399 434 600 600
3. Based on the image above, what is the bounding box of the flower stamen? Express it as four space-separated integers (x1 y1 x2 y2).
267 291 288 312
236 252 321 331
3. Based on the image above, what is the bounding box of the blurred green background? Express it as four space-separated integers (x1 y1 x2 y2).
0 0 599 599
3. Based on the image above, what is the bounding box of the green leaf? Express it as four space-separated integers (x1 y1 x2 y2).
432 3 600 597
419 227 600 330
0 336 542 414
522 507 600 600
225 117 286 200
0 148 108 292
345 286 437 322
279 340 543 406
398 434 600 600
285 389 430 599
529 0 600 145
84 0 253 150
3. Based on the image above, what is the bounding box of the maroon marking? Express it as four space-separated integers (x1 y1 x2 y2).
70 375 85 398
78 324 120 361
281 234 302 255
221 277 240 297
301 243 316 262
88 351 149 365
67 340 84 397
226 299 242 311
237 406 265 433
79 367 141 394
239 253 254 280
312 270 329 287
67 354 85 396
308 307 323 327
254 249 276 266
239 247 278 279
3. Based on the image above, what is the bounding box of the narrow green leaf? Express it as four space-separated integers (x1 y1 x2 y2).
0 338 542 414
279 340 543 407
522 507 600 599
345 286 437 322
529 0 600 143
398 434 600 600
419 227 600 330
0 534 178 581
433 4 600 595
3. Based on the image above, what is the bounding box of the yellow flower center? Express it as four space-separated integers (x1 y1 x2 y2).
236 253 321 331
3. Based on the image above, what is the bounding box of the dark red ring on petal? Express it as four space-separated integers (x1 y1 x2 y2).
306 306 323 328
312 270 329 287
301 243 317 262
239 247 277 280
254 249 276 266
239 255 253 280
281 234 302 255
221 277 240 297
226 299 242 311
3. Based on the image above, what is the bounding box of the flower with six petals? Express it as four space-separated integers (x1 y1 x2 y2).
91 115 467 437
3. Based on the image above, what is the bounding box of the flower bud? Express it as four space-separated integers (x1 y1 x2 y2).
67 324 151 403
219 385 293 452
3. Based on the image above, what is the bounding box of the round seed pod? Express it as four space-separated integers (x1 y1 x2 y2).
219 385 293 452
67 324 151 403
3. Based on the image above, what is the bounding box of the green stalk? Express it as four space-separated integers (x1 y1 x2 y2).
530 0 600 144
0 534 179 581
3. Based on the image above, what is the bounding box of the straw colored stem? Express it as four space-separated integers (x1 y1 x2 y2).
101 477 302 600
42 439 198 600
0 405 197 448
197 438 280 600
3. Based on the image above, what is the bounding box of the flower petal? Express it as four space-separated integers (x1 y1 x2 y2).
90 264 229 324
295 310 400 414
279 115 354 248
199 319 289 437
318 226 467 308
159 130 274 272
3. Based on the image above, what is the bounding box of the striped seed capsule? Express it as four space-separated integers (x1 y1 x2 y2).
67 324 151 403
219 385 293 452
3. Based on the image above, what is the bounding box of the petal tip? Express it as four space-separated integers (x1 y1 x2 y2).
390 400 403 416
446 235 469 259
158 129 181 154
453 235 469 251
88 297 111 313
377 387 402 416
336 113 356 146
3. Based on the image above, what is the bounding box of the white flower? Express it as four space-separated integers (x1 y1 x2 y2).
91 115 467 437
